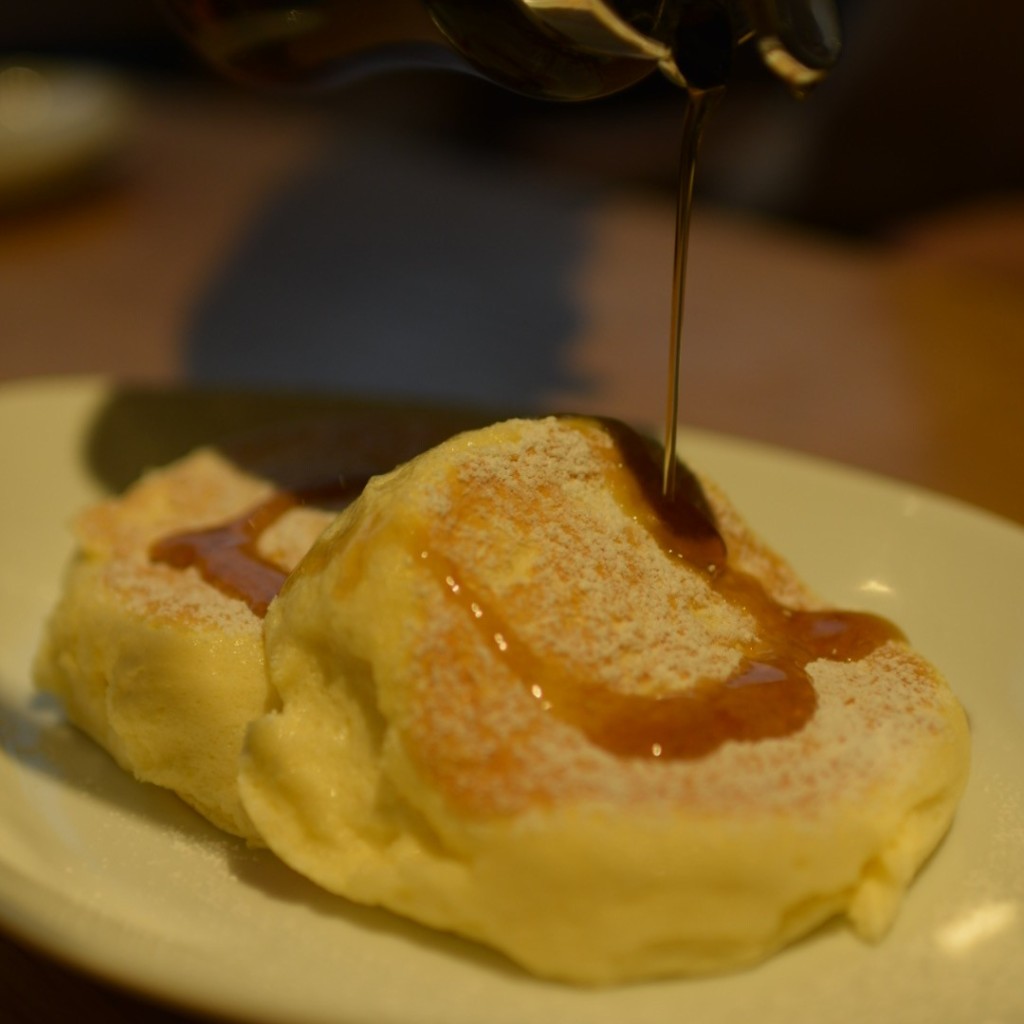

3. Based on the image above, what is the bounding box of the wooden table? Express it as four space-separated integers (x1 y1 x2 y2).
1 78 1022 1023
3 81 1021 525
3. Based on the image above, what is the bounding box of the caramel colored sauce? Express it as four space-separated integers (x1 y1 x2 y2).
431 553 821 760
600 417 727 574
433 420 905 760
662 87 721 499
150 419 903 760
149 477 367 616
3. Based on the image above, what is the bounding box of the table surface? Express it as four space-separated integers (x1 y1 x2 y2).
1 77 1022 1023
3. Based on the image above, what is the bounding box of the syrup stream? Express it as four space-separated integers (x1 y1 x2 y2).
663 86 722 498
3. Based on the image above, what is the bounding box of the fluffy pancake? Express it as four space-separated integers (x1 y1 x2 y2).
33 406 485 840
240 416 970 983
32 447 331 839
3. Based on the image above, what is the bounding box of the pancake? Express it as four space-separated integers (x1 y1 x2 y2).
33 446 329 839
33 406 485 840
240 415 970 983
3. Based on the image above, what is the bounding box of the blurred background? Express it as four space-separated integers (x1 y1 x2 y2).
5 0 1023 227
1 0 1023 518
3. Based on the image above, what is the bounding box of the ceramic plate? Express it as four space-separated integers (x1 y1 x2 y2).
1 376 1021 1023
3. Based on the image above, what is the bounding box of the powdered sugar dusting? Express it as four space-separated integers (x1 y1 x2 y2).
76 448 334 635
351 417 965 820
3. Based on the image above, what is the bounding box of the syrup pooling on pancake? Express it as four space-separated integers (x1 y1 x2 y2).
418 417 902 760
151 416 903 760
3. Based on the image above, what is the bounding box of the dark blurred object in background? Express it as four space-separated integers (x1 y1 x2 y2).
2 0 1022 235
744 0 1024 233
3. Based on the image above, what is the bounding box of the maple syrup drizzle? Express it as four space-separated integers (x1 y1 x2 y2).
663 87 721 499
149 421 903 760
149 476 369 617
432 421 904 761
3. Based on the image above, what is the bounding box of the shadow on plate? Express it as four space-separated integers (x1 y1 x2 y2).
80 386 506 494
225 841 532 984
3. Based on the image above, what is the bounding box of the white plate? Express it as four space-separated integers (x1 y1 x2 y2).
1 376 1021 1024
